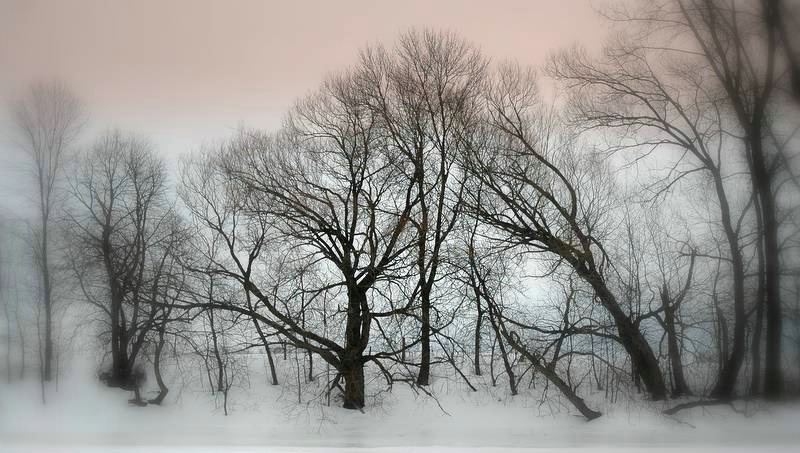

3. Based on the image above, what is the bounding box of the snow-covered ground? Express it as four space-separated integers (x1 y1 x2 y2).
1 352 798 453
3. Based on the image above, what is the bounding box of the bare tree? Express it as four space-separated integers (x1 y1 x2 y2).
549 38 756 399
675 0 789 400
180 117 419 409
358 29 487 386
13 82 84 382
66 131 171 391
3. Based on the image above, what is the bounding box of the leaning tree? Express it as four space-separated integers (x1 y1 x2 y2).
460 64 669 400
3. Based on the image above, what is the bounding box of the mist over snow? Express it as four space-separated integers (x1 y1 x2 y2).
1 350 799 452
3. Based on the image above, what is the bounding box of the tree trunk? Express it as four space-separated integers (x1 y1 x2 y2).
741 16 782 398
41 259 53 383
341 360 365 410
104 229 135 389
474 299 483 376
620 318 663 398
712 294 742 399
714 299 729 380
590 335 603 391
582 272 667 400
497 320 600 420
751 199 767 396
417 289 431 386
207 309 225 393
307 350 314 382
693 166 746 400
341 284 369 409
111 349 132 389
489 335 497 387
39 210 54 383
660 285 691 397
265 345 278 386
16 306 25 380
108 293 134 389
149 328 169 405
251 314 278 385
759 180 783 399
487 306 516 395
751 294 765 396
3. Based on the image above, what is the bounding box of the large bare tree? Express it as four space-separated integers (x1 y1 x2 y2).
180 115 420 409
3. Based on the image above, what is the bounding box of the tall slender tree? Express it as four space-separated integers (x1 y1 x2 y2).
13 82 84 383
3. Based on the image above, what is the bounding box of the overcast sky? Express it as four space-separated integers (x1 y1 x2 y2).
0 0 608 220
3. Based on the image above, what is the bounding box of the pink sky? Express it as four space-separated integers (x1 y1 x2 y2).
0 0 608 215
1 0 605 136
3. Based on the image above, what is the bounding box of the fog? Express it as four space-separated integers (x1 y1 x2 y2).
1 1 799 452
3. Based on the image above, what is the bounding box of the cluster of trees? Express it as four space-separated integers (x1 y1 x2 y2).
1 0 798 420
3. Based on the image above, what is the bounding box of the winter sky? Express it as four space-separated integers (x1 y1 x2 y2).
0 0 606 218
